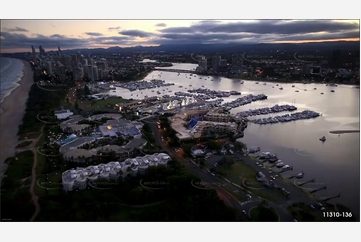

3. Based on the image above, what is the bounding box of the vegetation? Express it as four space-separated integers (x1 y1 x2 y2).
16 140 33 148
159 115 180 147
206 158 286 202
250 205 279 222
35 159 237 221
1 151 35 221
18 83 67 136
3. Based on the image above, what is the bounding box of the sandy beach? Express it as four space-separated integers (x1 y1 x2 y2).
0 59 34 179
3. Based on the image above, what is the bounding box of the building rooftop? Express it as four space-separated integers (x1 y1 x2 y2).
55 109 71 114
59 137 96 153
62 153 171 185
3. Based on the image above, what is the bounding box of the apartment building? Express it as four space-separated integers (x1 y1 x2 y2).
62 153 171 191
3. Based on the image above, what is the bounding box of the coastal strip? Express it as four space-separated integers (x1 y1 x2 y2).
329 130 360 134
0 59 34 179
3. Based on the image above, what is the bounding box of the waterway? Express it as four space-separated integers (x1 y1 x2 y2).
108 62 360 218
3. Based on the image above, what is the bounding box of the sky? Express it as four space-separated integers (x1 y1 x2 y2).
0 20 359 53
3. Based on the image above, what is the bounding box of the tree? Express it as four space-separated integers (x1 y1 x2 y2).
74 101 79 110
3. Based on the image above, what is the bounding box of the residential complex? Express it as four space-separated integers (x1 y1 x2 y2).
61 153 171 191
169 108 242 141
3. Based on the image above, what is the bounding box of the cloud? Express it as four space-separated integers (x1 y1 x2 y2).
0 32 133 49
155 20 359 44
119 30 153 38
0 20 359 52
3 27 28 32
108 26 121 31
84 32 103 36
160 20 359 35
155 23 167 27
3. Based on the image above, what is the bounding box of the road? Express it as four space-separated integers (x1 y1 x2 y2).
234 151 317 205
142 116 293 221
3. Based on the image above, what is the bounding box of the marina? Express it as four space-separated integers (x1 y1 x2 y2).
99 63 359 216
235 104 297 117
221 94 268 110
248 110 321 124
188 88 241 98
114 79 175 91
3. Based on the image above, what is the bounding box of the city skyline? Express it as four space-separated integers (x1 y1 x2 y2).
0 19 360 53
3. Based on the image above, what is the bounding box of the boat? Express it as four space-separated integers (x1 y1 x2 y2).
314 88 317 90
296 172 304 179
319 136 326 142
255 82 259 84
179 86 183 88
295 90 299 92
276 84 279 86
292 85 295 87
330 90 335 92
279 87 283 90
276 162 285 168
157 91 161 94
304 89 307 91
263 83 267 85
320 92 324 94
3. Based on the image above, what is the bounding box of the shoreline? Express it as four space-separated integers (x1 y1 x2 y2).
329 130 360 134
0 59 34 179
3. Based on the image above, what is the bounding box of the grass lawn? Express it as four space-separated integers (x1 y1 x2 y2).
35 171 62 197
5 150 34 181
35 133 46 147
209 159 284 202
16 140 33 148
79 97 129 111
19 132 42 141
35 150 47 176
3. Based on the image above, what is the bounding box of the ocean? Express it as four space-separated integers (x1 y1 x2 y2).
0 57 25 113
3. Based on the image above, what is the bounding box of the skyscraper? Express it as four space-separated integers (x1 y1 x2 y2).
56 62 66 82
58 46 62 57
92 66 99 81
31 45 36 59
198 56 207 72
39 46 45 56
212 55 221 73
46 61 53 75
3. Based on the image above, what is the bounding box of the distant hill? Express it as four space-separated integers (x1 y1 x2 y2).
2 41 359 58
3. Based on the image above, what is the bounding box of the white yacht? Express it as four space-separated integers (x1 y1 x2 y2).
296 172 304 179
